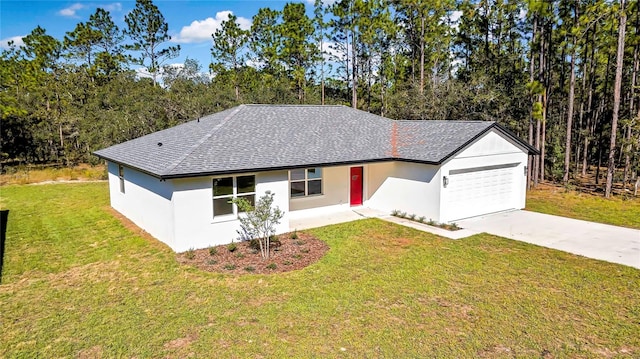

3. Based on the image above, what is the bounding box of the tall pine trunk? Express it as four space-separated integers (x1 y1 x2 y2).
624 15 639 187
528 15 538 189
351 28 357 109
605 0 626 197
564 47 576 183
419 15 425 95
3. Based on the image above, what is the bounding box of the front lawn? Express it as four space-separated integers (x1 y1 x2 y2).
1 183 639 357
526 183 640 229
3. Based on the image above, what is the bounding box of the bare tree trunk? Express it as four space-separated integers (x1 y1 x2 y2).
419 15 425 95
534 117 541 186
624 21 639 187
320 21 325 106
596 100 605 185
582 25 597 177
576 33 589 175
528 16 537 189
541 103 547 182
582 83 595 177
564 47 576 183
605 0 626 198
351 29 357 109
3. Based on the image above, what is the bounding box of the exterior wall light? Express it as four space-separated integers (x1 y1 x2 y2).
443 176 449 188
524 166 528 176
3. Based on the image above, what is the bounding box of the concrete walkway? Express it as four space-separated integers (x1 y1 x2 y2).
289 207 640 270
289 207 471 237
457 210 640 269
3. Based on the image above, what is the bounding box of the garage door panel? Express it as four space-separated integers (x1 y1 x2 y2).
447 163 518 220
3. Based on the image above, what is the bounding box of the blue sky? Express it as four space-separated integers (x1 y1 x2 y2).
0 0 314 73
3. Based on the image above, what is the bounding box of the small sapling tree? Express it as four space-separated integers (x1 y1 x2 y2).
232 191 284 260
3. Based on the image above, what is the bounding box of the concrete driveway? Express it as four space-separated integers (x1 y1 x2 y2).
456 210 640 269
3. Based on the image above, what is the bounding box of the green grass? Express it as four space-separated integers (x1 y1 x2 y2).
1 182 639 358
527 184 640 229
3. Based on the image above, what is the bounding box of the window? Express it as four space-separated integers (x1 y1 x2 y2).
212 175 255 218
118 165 125 193
290 168 322 197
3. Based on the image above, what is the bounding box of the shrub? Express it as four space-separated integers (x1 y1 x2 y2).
184 248 195 260
295 240 305 246
233 191 284 260
235 252 245 259
450 222 460 230
244 266 255 272
391 209 400 216
300 248 310 253
283 260 292 266
290 230 299 240
399 212 407 218
223 264 236 270
427 219 437 226
266 263 277 270
227 242 237 252
418 216 426 223
293 254 302 259
207 259 218 265
409 214 416 220
208 247 218 256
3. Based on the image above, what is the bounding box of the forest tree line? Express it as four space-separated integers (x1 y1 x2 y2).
1 0 638 195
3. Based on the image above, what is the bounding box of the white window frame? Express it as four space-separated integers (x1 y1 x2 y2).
289 168 323 198
212 175 256 220
118 165 125 194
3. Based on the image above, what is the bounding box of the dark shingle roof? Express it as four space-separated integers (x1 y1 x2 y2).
94 104 534 179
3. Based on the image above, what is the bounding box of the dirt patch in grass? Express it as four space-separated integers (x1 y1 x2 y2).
77 345 104 359
177 232 329 274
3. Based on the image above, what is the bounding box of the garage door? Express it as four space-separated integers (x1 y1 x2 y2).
446 163 519 220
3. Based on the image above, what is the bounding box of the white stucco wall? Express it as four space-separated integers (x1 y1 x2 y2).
289 165 351 215
439 129 529 222
171 170 290 252
105 128 529 251
107 161 175 247
366 161 442 221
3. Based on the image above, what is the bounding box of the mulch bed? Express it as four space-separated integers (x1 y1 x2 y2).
176 232 329 274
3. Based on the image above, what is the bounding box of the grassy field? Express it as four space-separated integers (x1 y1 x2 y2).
1 182 639 358
0 164 107 186
526 183 640 229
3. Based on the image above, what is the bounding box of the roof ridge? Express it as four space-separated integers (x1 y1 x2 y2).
243 104 347 108
395 119 494 123
162 105 246 175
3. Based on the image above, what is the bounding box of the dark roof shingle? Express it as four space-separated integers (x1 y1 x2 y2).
93 104 532 178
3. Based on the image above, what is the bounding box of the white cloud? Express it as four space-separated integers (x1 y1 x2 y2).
447 10 463 32
58 2 121 18
172 11 251 44
102 2 122 12
518 8 528 21
321 41 343 61
135 67 153 79
450 10 463 23
59 3 84 17
0 35 25 49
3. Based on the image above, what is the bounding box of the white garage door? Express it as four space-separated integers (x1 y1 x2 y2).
447 163 519 220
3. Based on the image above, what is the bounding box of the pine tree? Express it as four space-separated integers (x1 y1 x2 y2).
124 0 180 86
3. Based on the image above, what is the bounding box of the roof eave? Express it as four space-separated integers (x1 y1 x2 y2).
93 151 165 179
158 158 400 179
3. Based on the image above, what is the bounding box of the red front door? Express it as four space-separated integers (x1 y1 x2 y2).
350 167 363 206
